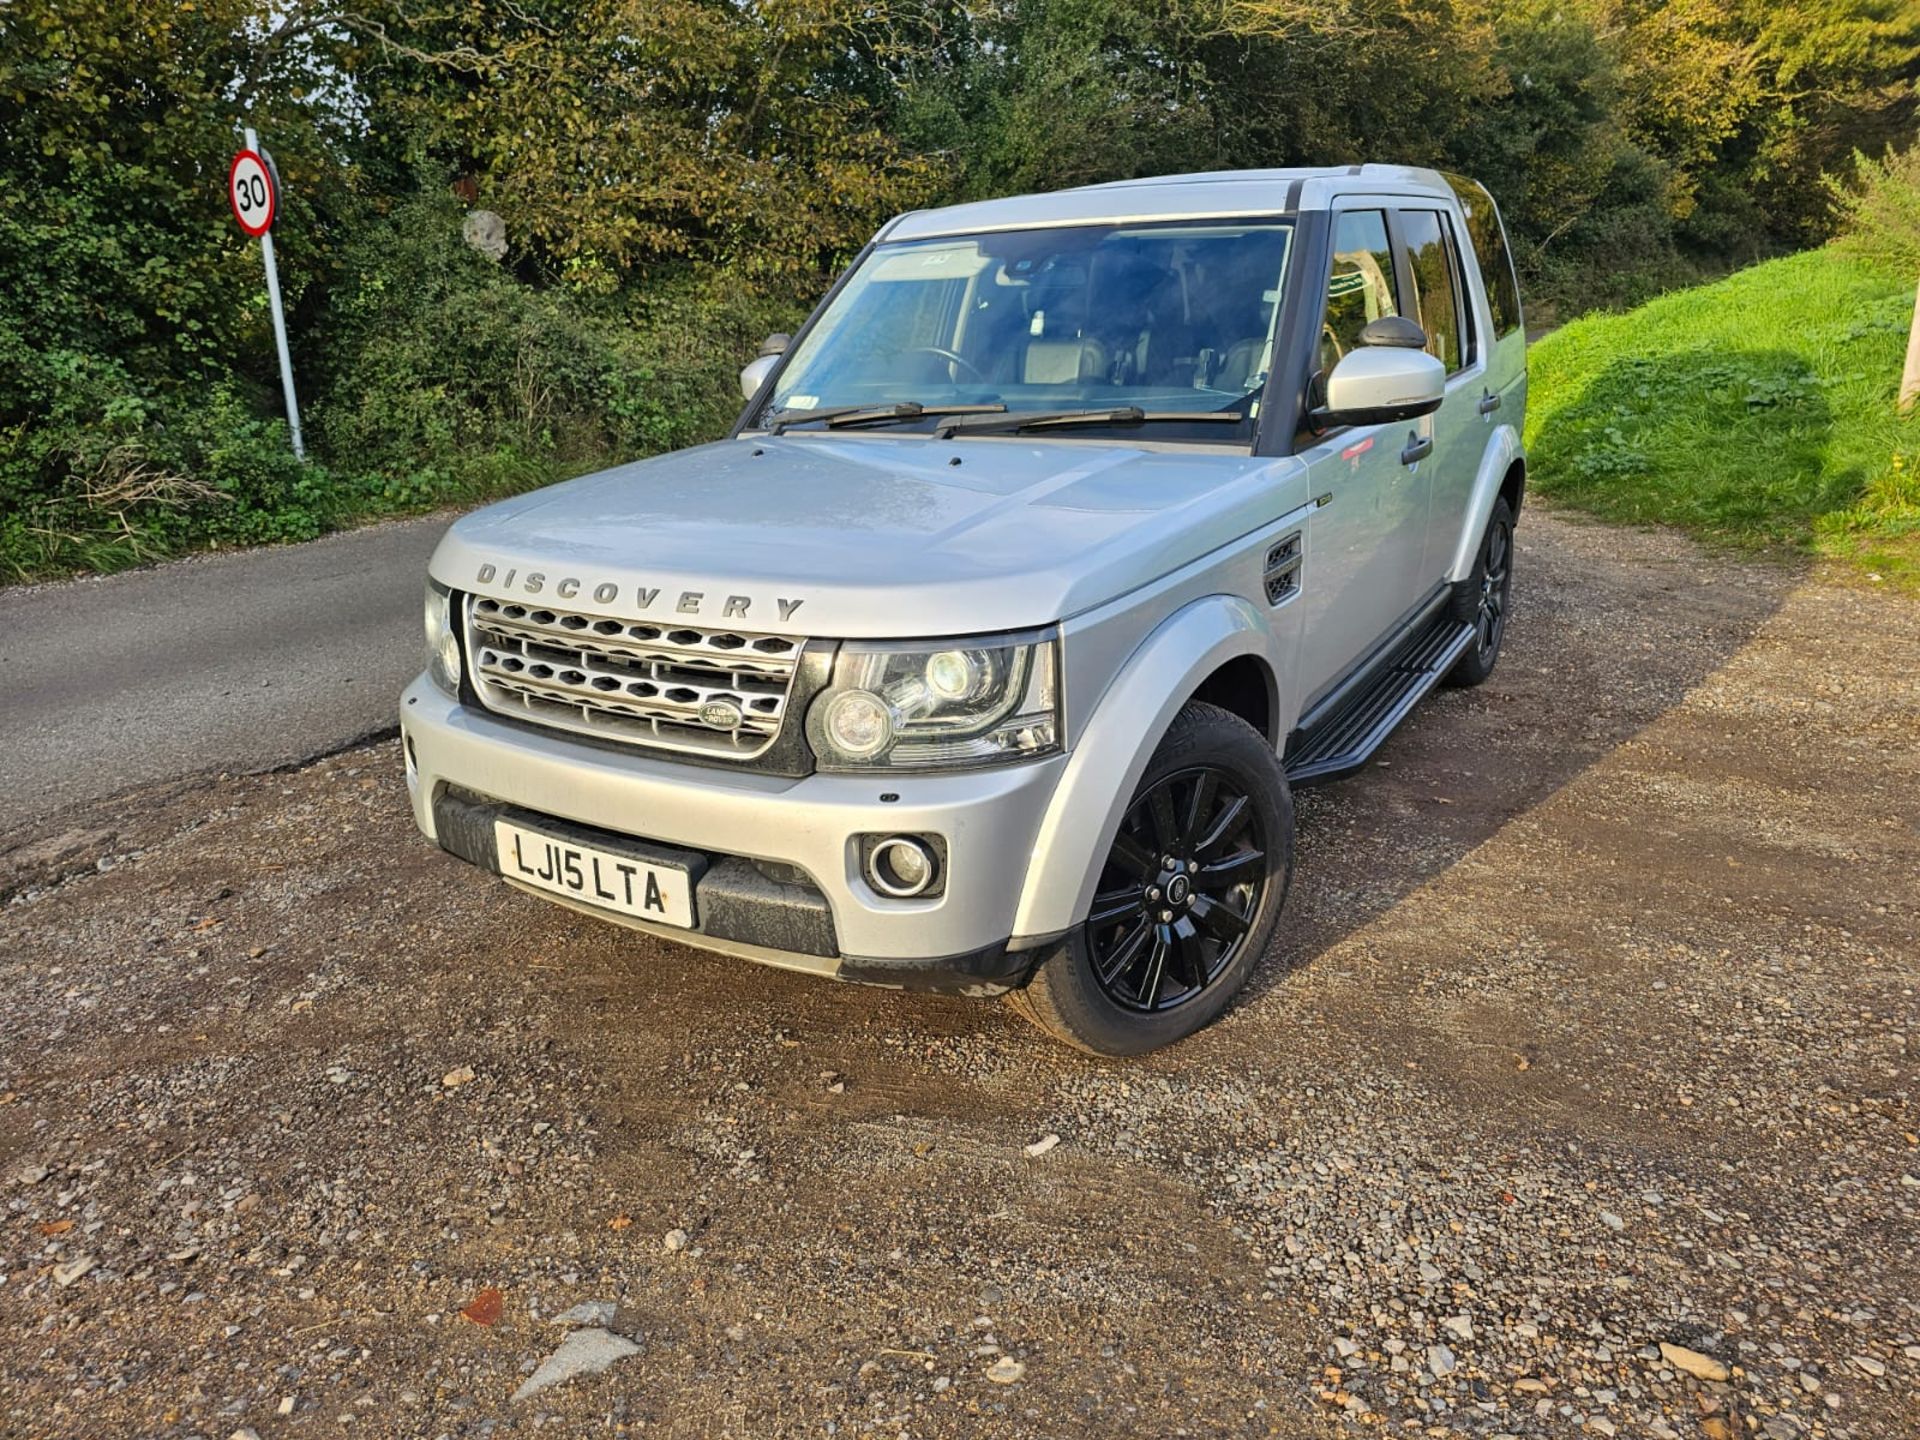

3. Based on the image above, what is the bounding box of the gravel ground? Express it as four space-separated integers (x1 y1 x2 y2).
2 509 1916 1439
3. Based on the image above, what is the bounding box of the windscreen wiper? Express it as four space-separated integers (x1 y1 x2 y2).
764 404 870 435
933 406 1245 439
764 401 1007 435
826 402 1006 429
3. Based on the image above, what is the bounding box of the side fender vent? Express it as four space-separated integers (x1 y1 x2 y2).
1264 535 1302 605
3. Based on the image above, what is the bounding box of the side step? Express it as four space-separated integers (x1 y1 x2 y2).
1283 615 1476 785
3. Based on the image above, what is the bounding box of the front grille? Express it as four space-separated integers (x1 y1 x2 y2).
464 595 807 760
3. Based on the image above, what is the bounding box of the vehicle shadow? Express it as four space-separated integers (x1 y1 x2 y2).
1242 512 1808 1009
1518 344 1848 531
1230 345 1835 1005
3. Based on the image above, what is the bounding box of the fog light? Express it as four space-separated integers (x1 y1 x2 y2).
867 835 937 898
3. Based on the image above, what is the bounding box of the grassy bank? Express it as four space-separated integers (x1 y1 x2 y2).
1525 248 1920 584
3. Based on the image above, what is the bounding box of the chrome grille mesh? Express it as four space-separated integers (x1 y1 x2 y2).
464 595 805 759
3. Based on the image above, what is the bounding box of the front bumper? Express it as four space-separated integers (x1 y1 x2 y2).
399 676 1070 995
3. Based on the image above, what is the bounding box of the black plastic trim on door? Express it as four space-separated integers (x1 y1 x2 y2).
1255 206 1331 458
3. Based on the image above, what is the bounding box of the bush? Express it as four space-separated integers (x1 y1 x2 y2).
312 189 623 486
1832 144 1920 276
0 176 805 583
0 352 326 578
6 0 1913 585
312 186 801 494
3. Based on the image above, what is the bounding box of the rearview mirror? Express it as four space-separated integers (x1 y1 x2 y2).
1312 345 1445 429
738 332 791 401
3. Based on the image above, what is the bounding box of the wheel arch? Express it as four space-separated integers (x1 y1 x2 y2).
1185 652 1278 747
1499 455 1526 519
1012 594 1275 943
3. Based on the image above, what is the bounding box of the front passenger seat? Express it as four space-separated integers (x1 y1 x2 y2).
1213 337 1268 395
1023 337 1110 385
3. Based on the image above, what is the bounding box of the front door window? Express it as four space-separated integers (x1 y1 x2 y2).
1399 209 1469 374
1320 210 1400 372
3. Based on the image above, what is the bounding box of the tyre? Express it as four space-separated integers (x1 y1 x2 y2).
1443 494 1514 688
1007 701 1293 1056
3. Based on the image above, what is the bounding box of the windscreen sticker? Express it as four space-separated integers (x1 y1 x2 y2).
870 244 990 281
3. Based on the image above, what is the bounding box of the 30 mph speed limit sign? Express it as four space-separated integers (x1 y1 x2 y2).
230 127 303 458
229 147 277 237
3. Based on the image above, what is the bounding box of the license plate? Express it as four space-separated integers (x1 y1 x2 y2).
494 818 696 928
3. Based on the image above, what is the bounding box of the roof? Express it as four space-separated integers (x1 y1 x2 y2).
882 165 1455 243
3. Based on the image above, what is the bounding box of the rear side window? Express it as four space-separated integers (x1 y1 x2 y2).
1398 209 1467 373
1321 210 1400 371
1442 173 1523 339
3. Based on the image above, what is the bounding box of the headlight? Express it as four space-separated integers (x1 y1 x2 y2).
819 688 896 760
806 630 1060 771
424 583 462 693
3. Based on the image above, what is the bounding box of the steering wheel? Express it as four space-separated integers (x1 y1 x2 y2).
906 346 987 383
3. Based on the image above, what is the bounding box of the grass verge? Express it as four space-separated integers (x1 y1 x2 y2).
1525 248 1920 586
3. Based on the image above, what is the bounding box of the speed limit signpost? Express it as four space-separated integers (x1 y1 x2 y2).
231 127 305 459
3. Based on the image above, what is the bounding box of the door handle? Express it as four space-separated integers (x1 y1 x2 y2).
1477 389 1502 416
1400 432 1432 466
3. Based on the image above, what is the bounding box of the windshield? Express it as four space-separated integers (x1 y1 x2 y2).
765 218 1295 440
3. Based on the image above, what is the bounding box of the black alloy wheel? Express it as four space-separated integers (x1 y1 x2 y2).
1007 701 1294 1056
1087 767 1267 1013
1473 506 1512 663
1445 493 1515 689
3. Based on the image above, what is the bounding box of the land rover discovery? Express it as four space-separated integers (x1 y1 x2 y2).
400 165 1527 1054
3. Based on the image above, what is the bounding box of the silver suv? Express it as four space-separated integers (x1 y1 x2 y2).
401 165 1527 1054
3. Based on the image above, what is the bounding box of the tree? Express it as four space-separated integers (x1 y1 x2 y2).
344 0 939 288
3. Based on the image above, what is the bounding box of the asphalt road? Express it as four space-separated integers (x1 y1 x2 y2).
0 513 452 835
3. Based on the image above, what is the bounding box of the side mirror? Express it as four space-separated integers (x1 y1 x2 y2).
1312 345 1445 429
1356 315 1429 350
738 333 791 401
